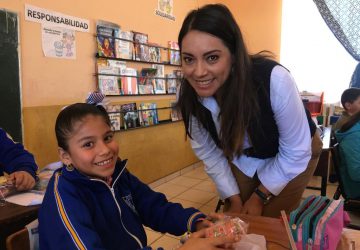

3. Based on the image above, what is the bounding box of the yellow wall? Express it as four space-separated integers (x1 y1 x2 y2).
223 0 283 60
0 0 282 182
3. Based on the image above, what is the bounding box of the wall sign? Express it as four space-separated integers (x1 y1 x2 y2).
155 0 175 21
25 4 89 32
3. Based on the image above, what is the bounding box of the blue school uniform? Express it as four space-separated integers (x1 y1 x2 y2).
39 159 205 249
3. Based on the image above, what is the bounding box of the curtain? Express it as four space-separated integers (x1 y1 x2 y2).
313 0 360 87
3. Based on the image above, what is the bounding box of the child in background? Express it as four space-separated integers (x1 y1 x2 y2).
335 111 360 199
0 128 38 190
38 103 237 250
333 87 360 131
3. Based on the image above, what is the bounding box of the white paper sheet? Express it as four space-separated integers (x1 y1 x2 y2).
6 192 44 206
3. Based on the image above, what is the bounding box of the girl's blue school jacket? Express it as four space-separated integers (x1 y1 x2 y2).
39 159 205 250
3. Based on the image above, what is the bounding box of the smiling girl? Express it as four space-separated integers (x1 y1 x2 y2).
38 103 236 250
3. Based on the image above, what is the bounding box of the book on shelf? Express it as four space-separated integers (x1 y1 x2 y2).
170 101 182 121
108 60 127 74
96 21 119 58
105 104 121 113
120 103 140 129
96 20 120 37
97 59 126 75
98 75 120 95
97 59 117 74
148 43 161 63
152 64 166 94
166 69 182 94
115 30 134 60
139 102 159 126
168 41 181 65
109 112 121 131
138 68 156 94
120 67 138 95
166 73 177 94
97 35 115 58
133 31 149 62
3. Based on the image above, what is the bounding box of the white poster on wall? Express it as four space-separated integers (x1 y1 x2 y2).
25 4 89 32
155 0 175 21
42 25 76 59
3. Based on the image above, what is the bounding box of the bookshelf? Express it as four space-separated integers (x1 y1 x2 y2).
95 23 182 132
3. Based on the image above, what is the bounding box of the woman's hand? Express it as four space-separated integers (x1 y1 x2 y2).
8 171 36 191
179 229 238 250
241 192 263 216
227 194 243 213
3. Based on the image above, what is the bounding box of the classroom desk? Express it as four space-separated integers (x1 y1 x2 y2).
232 214 290 249
0 201 39 250
307 126 332 196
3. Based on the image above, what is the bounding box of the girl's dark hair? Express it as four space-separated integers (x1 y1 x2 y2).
177 4 263 159
55 103 111 151
339 111 360 132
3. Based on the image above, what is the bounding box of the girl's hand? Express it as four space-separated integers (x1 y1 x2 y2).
8 171 36 191
195 212 227 230
241 192 263 216
179 229 238 250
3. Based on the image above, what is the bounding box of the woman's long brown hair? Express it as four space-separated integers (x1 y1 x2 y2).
177 4 266 160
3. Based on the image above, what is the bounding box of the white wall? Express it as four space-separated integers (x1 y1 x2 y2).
280 0 357 104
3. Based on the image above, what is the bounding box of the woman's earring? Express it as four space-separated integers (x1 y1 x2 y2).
66 163 74 171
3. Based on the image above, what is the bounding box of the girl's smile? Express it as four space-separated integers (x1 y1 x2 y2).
59 114 119 179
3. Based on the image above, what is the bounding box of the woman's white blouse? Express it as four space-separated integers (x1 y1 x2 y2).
190 66 312 199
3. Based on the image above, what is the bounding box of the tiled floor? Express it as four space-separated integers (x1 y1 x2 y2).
145 162 340 249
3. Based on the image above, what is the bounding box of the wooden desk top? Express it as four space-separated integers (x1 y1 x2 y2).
0 201 39 224
0 202 39 250
231 214 290 249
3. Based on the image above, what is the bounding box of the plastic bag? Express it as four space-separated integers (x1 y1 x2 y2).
205 217 248 238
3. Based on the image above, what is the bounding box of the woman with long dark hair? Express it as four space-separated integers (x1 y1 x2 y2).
177 4 323 217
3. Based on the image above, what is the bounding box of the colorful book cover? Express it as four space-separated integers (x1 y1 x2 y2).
152 64 166 94
120 103 140 129
107 60 127 74
115 30 134 60
168 41 180 65
138 68 156 94
133 31 149 62
139 103 159 126
170 101 182 121
120 67 138 95
148 43 161 63
166 73 177 94
98 75 120 95
97 59 126 75
97 35 115 58
109 113 121 131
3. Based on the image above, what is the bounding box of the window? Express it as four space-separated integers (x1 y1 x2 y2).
280 0 357 103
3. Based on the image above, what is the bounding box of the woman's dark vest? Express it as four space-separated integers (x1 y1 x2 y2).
202 58 316 159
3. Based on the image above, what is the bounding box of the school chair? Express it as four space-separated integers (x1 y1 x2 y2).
6 218 38 250
6 228 30 250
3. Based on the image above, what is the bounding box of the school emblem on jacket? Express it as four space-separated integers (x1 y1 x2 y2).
122 194 138 215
